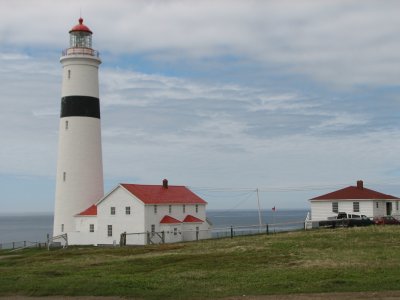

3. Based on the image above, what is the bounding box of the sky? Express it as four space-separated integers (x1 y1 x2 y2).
2 0 400 213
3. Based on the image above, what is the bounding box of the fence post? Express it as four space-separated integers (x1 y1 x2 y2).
266 224 269 235
12 242 15 249
24 241 26 247
230 226 234 238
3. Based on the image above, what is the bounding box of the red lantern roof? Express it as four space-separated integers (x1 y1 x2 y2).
70 18 92 34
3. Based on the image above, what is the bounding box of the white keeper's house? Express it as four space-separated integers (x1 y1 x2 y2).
309 180 400 221
67 179 212 246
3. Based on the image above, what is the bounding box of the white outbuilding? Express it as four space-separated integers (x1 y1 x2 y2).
309 180 400 221
67 179 212 246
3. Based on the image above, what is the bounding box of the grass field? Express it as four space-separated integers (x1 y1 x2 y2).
1 226 400 299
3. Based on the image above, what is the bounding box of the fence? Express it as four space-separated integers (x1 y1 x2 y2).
0 240 47 250
1 221 307 250
212 221 306 239
120 221 306 246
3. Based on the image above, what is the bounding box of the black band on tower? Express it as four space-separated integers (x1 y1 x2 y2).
61 96 100 119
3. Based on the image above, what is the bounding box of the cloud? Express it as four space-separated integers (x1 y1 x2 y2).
2 1 400 87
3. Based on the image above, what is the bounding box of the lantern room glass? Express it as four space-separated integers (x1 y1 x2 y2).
70 32 92 48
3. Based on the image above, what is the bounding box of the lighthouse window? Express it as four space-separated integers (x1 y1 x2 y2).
67 70 71 79
63 172 66 182
107 225 112 237
89 224 94 232
110 207 115 215
65 120 69 130
61 224 64 233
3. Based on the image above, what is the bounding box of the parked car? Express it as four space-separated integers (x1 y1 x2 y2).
374 216 400 225
321 212 373 227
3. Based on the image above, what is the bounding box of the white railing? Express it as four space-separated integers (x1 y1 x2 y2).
62 48 100 57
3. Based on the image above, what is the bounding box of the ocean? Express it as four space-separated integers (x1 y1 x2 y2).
0 209 308 246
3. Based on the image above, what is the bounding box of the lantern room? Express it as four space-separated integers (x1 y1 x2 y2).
69 18 93 49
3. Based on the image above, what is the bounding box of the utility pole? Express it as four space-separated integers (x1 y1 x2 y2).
256 188 263 228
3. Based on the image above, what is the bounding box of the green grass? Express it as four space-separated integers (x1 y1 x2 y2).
1 226 400 299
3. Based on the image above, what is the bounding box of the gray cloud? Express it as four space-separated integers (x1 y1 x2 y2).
2 1 400 211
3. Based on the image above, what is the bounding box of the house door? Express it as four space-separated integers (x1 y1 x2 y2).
386 202 392 216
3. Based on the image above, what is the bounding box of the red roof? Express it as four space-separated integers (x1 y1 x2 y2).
120 183 207 205
183 215 204 223
70 18 92 34
77 204 97 216
160 215 182 224
311 181 399 201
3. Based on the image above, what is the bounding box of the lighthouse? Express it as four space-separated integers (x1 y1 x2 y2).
53 18 104 237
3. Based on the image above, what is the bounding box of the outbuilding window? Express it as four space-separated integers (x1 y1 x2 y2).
353 202 360 212
110 207 115 215
332 202 338 213
174 228 177 236
195 204 199 213
89 224 94 232
151 224 155 233
183 205 186 213
376 202 379 209
107 225 112 237
154 205 157 214
397 201 399 211
169 205 172 214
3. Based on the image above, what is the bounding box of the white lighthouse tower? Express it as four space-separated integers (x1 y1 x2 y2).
53 18 104 237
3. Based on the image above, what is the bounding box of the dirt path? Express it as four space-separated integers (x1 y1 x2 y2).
3 291 400 299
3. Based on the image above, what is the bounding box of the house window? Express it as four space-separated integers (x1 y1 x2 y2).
183 205 186 213
107 225 112 237
332 202 338 213
61 224 64 233
195 204 199 213
154 205 157 214
174 228 177 236
125 206 131 215
110 207 115 215
376 202 379 209
151 224 155 233
353 202 360 212
89 224 94 232
63 172 66 182
169 205 172 214
65 120 69 130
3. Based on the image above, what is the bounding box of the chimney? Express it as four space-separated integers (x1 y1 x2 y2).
162 179 168 189
357 180 363 189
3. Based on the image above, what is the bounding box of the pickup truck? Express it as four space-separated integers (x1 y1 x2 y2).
319 212 373 228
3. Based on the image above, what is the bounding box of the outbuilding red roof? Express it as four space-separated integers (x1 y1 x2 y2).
183 215 204 223
120 182 207 205
160 215 182 224
311 180 399 201
70 18 92 34
76 204 97 216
